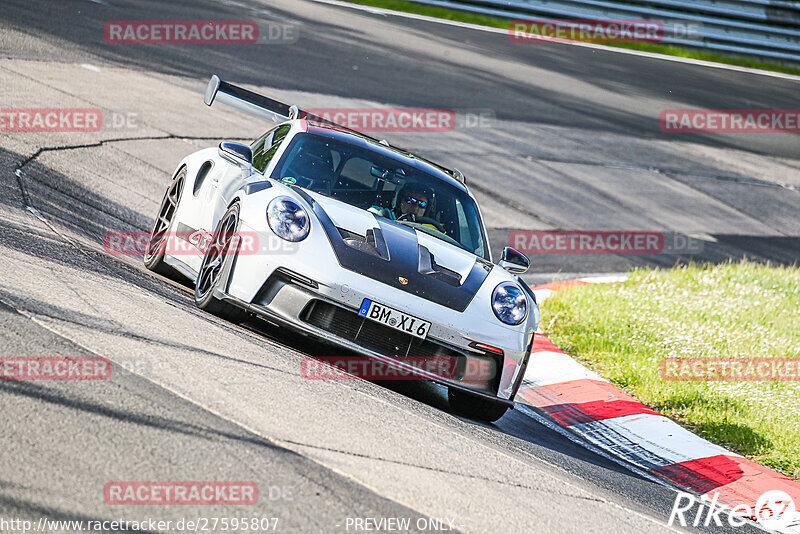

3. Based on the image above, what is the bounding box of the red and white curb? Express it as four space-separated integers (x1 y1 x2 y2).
515 275 800 532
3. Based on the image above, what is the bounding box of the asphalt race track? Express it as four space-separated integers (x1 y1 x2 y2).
0 0 798 532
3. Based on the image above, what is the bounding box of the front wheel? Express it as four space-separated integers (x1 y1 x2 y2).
194 203 249 323
144 167 186 276
448 388 510 423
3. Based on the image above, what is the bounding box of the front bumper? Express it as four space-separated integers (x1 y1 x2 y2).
217 267 531 404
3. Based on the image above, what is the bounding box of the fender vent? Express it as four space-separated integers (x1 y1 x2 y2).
193 161 213 196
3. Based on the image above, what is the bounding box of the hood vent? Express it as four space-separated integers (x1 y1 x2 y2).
337 227 462 286
418 245 462 287
338 227 389 260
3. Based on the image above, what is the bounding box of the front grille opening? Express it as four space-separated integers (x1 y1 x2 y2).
299 300 499 393
301 300 411 357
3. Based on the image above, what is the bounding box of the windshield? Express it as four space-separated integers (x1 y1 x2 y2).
271 133 488 259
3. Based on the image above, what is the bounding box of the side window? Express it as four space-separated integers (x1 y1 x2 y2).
455 199 483 257
253 125 291 173
250 125 278 156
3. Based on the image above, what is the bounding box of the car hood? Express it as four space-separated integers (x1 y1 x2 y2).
302 190 493 312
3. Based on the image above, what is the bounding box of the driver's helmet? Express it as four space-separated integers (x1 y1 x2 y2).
393 182 434 220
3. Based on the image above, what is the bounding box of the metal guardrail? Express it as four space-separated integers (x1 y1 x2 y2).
407 0 800 64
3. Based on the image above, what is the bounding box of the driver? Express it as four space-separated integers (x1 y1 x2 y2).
394 183 432 221
368 183 445 233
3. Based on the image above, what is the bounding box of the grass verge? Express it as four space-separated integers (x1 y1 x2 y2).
342 0 800 76
540 262 800 479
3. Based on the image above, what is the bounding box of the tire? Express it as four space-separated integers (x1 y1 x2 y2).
144 167 186 276
193 203 250 323
448 388 510 423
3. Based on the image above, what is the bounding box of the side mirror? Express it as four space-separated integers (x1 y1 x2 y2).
499 247 530 274
219 142 253 166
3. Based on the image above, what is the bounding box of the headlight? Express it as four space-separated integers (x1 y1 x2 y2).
491 282 527 325
267 197 310 241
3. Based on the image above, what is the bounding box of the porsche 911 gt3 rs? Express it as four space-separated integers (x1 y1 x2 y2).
144 75 539 422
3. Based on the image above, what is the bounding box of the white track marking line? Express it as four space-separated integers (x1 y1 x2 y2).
309 0 800 81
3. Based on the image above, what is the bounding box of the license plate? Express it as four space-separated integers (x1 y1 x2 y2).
358 299 431 339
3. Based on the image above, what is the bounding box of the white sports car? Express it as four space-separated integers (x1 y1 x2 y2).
144 75 539 422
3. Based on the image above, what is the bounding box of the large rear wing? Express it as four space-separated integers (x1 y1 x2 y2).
204 74 342 127
203 75 465 184
204 74 299 123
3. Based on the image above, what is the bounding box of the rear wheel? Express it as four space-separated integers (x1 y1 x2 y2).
448 388 510 423
194 203 250 323
144 167 186 275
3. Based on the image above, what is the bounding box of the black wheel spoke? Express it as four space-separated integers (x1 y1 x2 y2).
195 205 240 307
145 173 184 263
197 220 230 299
